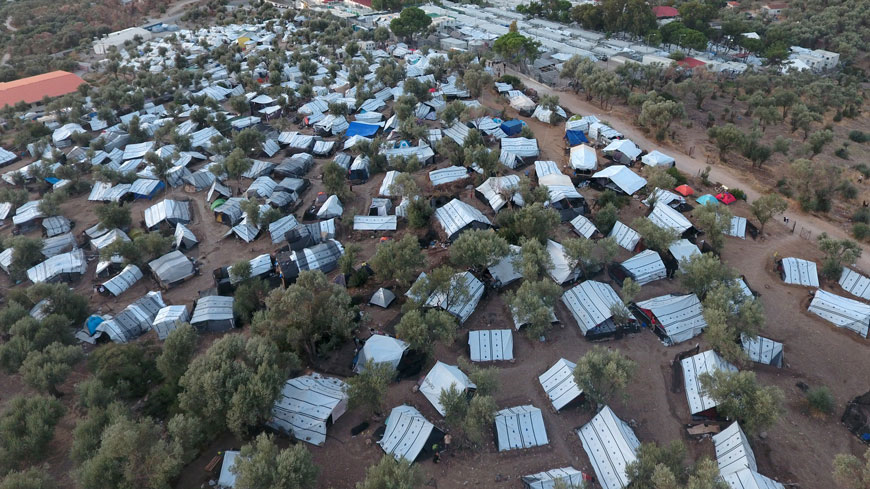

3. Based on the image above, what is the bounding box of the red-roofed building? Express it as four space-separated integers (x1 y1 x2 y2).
677 57 706 69
726 1 741 8
762 2 787 15
652 5 680 18
0 71 86 109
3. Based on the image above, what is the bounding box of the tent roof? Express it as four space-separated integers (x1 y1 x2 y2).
591 165 646 195
562 280 627 335
681 350 738 415
420 361 475 416
696 194 719 206
495 405 549 451
809 289 870 338
602 139 642 160
379 405 436 463
577 405 640 489
570 144 597 171
648 202 692 234
539 358 581 411
780 257 819 287
370 288 397 308
487 245 523 287
727 216 747 239
355 334 408 372
148 250 195 285
522 467 586 489
674 184 694 196
713 422 757 476
569 214 598 239
741 334 783 367
636 294 707 344
546 240 581 285
839 267 870 301
268 374 349 446
434 199 491 241
468 329 513 362
717 192 737 204
620 249 667 285
609 221 641 251
668 239 701 269
641 150 675 167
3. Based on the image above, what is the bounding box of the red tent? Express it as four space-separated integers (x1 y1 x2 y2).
716 192 737 205
675 184 694 197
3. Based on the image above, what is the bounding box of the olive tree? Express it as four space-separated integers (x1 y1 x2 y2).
232 433 318 489
573 346 636 408
699 370 783 436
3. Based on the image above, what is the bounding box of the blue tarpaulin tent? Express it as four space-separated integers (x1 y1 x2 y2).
86 315 104 335
500 119 524 136
346 122 381 138
565 130 589 146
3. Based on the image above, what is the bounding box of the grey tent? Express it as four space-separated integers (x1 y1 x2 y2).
190 296 235 333
149 250 196 288
152 305 190 340
95 291 166 343
174 223 198 250
370 288 396 308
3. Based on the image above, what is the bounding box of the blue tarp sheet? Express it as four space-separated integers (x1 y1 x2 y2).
346 122 380 138
565 130 589 146
86 316 104 335
500 119 523 136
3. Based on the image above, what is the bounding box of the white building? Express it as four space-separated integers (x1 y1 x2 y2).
94 27 153 55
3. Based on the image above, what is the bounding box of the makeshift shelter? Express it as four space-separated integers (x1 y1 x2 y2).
420 361 475 416
475 175 522 212
602 140 642 165
613 249 667 286
495 405 549 452
281 220 335 251
95 291 165 343
681 350 738 417
144 199 191 229
722 470 786 489
778 257 819 287
741 334 784 368
522 467 587 489
354 334 408 373
500 119 524 136
468 329 513 362
696 194 719 206
842 391 870 443
609 221 641 251
562 280 634 339
577 406 640 489
592 165 646 195
487 245 523 288
349 155 370 182
546 240 581 285
275 240 344 285
190 296 235 333
727 216 747 239
641 150 675 167
27 248 87 283
370 288 396 308
151 305 190 340
353 215 397 231
429 166 470 186
379 405 442 463
839 268 870 301
316 195 343 219
268 374 349 446
644 188 687 209
417 270 485 323
636 294 707 344
667 239 701 273
41 233 76 258
533 104 567 124
569 214 599 239
345 121 380 138
565 129 589 146
808 289 870 337
379 170 402 197
569 144 597 171
217 451 238 489
99 264 143 297
174 223 198 250
148 250 195 288
675 184 694 196
539 358 582 411
42 216 71 238
717 192 737 205
509 93 535 114
434 199 492 241
647 202 693 235
713 422 757 476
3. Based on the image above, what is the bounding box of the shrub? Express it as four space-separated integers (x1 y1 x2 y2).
839 182 859 200
835 147 850 160
849 130 868 143
730 188 747 201
853 223 870 240
666 166 687 186
856 164 870 178
854 207 870 224
598 189 629 209
806 386 835 416
497 74 523 89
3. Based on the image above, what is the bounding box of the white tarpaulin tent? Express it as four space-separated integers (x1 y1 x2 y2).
421 271 485 323
354 335 408 373
609 221 641 251
602 139 642 161
808 289 870 337
522 467 586 489
727 216 747 239
561 280 628 337
217 451 239 489
570 144 597 171
839 267 870 301
641 150 675 167
370 288 396 308
268 374 349 446
779 257 819 287
476 175 522 212
539 358 582 411
434 199 492 241
100 264 143 297
741 334 784 367
488 245 522 287
494 405 549 452
637 294 707 344
619 249 667 285
547 240 581 284
420 361 475 416
577 405 640 489
722 470 785 489
643 188 686 208
468 329 513 361
316 195 343 219
713 422 757 476
569 214 598 239
151 305 190 340
379 405 436 463
681 350 738 415
668 239 701 271
648 202 692 234
592 165 646 195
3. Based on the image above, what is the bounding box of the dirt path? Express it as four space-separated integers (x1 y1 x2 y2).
511 70 870 272
4 16 16 32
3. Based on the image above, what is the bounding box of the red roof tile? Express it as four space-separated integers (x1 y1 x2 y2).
0 71 86 108
677 57 706 69
652 5 680 18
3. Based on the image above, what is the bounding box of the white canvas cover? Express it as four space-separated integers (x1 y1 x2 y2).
643 188 686 208
151 305 190 340
468 329 513 361
648 202 692 234
539 358 581 411
668 239 701 270
722 469 785 489
532 104 567 124
546 240 581 284
379 170 402 196
808 289 870 337
641 150 675 167
316 195 343 219
379 405 435 463
620 250 667 285
839 267 870 301
101 264 143 297
603 139 642 160
510 94 535 112
495 405 549 451
681 350 738 415
592 165 646 195
636 294 707 344
419 361 475 416
353 215 397 231
434 199 492 241
27 248 87 283
420 270 485 323
577 405 640 489
488 245 522 287
728 216 747 239
713 422 757 476
217 450 239 489
429 166 469 186
570 214 598 239
268 374 349 446
522 467 585 489
780 257 819 287
148 250 195 286
370 288 396 308
609 221 641 251
355 335 408 373
562 280 628 336
741 334 784 367
570 144 597 170
476 175 522 212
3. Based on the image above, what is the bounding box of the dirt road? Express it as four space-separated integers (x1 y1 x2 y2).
512 71 870 272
